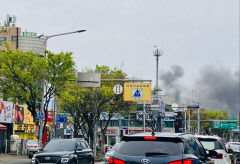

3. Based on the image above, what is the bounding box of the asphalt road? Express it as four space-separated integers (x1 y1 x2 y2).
0 154 104 164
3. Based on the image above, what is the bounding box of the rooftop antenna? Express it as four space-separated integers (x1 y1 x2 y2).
12 15 16 27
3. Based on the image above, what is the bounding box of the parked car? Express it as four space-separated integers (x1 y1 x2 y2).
32 138 94 164
225 142 240 164
197 135 232 164
108 132 217 164
105 143 120 164
27 140 39 158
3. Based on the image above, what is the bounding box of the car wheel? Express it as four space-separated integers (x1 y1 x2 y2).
90 159 94 164
73 161 77 164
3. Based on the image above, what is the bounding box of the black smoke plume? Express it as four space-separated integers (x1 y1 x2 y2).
159 65 184 103
195 66 239 115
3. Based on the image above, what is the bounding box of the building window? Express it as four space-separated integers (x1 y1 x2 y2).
12 36 18 42
0 37 6 45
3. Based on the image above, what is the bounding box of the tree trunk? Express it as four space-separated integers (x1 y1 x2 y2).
101 129 106 154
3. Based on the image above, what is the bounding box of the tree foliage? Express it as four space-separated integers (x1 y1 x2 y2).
0 44 75 134
190 109 230 135
0 44 46 120
59 65 136 151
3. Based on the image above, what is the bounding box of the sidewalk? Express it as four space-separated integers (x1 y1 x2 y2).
95 162 104 164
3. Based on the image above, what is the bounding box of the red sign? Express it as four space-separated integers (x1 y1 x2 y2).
47 111 54 123
106 129 118 134
125 129 152 134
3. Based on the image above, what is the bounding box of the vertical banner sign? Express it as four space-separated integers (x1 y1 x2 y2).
124 82 151 102
0 101 13 123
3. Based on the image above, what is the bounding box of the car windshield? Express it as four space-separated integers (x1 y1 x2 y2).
43 139 75 152
117 140 183 156
228 143 240 152
27 140 38 144
198 139 224 150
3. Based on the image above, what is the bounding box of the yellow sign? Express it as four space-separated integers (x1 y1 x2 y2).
15 132 37 141
22 105 34 124
124 82 151 102
14 124 36 131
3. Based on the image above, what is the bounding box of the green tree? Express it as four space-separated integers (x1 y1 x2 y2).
59 65 136 151
190 109 230 135
0 45 46 121
0 44 75 134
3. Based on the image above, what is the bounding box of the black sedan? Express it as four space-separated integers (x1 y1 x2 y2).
32 138 94 164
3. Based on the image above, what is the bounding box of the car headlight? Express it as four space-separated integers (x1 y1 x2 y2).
31 157 35 163
61 157 69 163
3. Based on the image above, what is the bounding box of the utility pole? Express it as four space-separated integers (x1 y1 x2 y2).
153 45 163 132
38 30 86 149
143 101 146 132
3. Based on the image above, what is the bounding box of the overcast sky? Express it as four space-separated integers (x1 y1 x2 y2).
1 0 239 115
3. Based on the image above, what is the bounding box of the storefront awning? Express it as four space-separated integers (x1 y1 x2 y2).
0 124 7 130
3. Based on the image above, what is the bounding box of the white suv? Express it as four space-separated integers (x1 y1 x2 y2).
197 135 231 164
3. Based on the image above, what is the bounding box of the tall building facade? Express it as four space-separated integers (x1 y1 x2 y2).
0 26 21 51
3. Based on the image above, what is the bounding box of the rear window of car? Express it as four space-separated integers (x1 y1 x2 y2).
117 140 183 156
27 140 38 144
228 143 240 152
198 139 224 150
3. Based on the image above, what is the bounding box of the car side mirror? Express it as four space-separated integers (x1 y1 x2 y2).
28 153 33 159
38 148 43 152
207 150 218 158
227 148 234 154
76 146 83 151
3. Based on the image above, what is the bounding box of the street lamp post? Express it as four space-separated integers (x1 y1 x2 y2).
38 30 86 148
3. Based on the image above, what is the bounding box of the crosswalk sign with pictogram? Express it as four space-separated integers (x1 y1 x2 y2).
124 82 151 102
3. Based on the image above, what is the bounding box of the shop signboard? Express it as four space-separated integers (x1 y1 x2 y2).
14 124 36 131
22 32 37 37
0 101 13 123
47 111 54 123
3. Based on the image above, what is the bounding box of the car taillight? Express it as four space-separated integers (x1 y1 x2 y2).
168 159 193 164
109 157 114 164
108 157 125 164
183 160 193 164
144 136 156 140
211 153 223 159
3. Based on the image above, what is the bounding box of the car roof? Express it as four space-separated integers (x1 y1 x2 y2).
124 132 195 140
196 135 222 140
226 142 240 144
52 138 85 141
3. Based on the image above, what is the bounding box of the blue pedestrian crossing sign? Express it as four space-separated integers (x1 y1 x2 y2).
132 89 143 100
37 109 44 119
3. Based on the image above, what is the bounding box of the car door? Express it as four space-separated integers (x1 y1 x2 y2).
186 138 209 164
75 141 88 164
194 138 212 164
221 142 231 164
80 141 93 164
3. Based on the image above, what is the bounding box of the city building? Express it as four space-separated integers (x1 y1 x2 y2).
0 15 45 56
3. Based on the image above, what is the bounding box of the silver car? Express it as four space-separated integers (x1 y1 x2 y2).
27 140 39 157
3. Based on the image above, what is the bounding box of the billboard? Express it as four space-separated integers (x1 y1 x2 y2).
123 82 151 102
0 101 13 123
212 121 237 129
